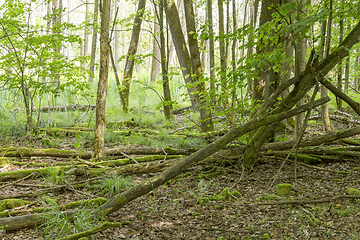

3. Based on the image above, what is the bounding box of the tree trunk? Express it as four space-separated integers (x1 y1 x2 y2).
83 0 90 70
207 0 215 102
120 0 146 113
320 20 331 132
94 0 111 159
337 18 344 109
114 0 120 74
88 0 99 84
150 4 161 83
218 0 227 107
183 0 214 132
158 0 173 120
166 0 214 132
230 0 237 128
294 0 307 140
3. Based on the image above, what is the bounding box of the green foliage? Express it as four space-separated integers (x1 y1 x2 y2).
0 0 90 130
94 174 134 197
45 168 66 186
36 202 102 239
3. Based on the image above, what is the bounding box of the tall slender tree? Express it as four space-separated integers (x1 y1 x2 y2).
94 0 111 159
88 0 99 84
120 0 147 113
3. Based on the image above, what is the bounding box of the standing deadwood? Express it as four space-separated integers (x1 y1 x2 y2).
230 0 237 129
94 0 111 159
218 0 227 107
83 0 90 69
120 0 146 113
294 0 307 140
150 3 161 83
89 0 100 84
207 0 215 101
337 18 344 109
183 0 214 132
158 0 173 120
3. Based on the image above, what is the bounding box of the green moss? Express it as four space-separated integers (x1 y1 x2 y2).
196 197 209 204
115 195 127 205
0 166 70 181
0 199 30 211
276 184 292 196
0 157 9 167
258 194 278 202
346 188 360 195
354 167 360 171
262 233 270 239
44 198 57 206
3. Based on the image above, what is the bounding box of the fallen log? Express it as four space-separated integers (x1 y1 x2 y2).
0 96 328 230
0 146 195 160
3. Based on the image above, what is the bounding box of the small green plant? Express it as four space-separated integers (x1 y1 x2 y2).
187 179 213 204
36 202 101 239
94 174 133 197
45 168 66 186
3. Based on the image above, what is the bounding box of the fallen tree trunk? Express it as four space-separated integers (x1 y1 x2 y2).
0 147 195 160
39 104 96 112
0 97 329 230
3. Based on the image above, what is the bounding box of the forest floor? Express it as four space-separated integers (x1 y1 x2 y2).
1 113 360 240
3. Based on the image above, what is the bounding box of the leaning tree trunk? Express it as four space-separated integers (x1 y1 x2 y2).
165 0 214 132
93 0 111 159
120 0 146 113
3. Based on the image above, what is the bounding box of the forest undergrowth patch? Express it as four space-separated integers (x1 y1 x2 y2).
1 112 360 239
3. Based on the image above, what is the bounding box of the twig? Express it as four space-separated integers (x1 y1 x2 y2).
250 194 360 206
120 151 139 164
0 172 34 190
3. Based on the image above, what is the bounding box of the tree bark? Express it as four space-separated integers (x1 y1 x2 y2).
320 19 332 132
158 0 173 120
150 4 161 83
294 0 307 140
218 0 227 107
337 18 344 109
88 0 99 84
165 0 214 132
94 0 111 159
183 0 214 132
207 0 215 102
120 0 146 113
